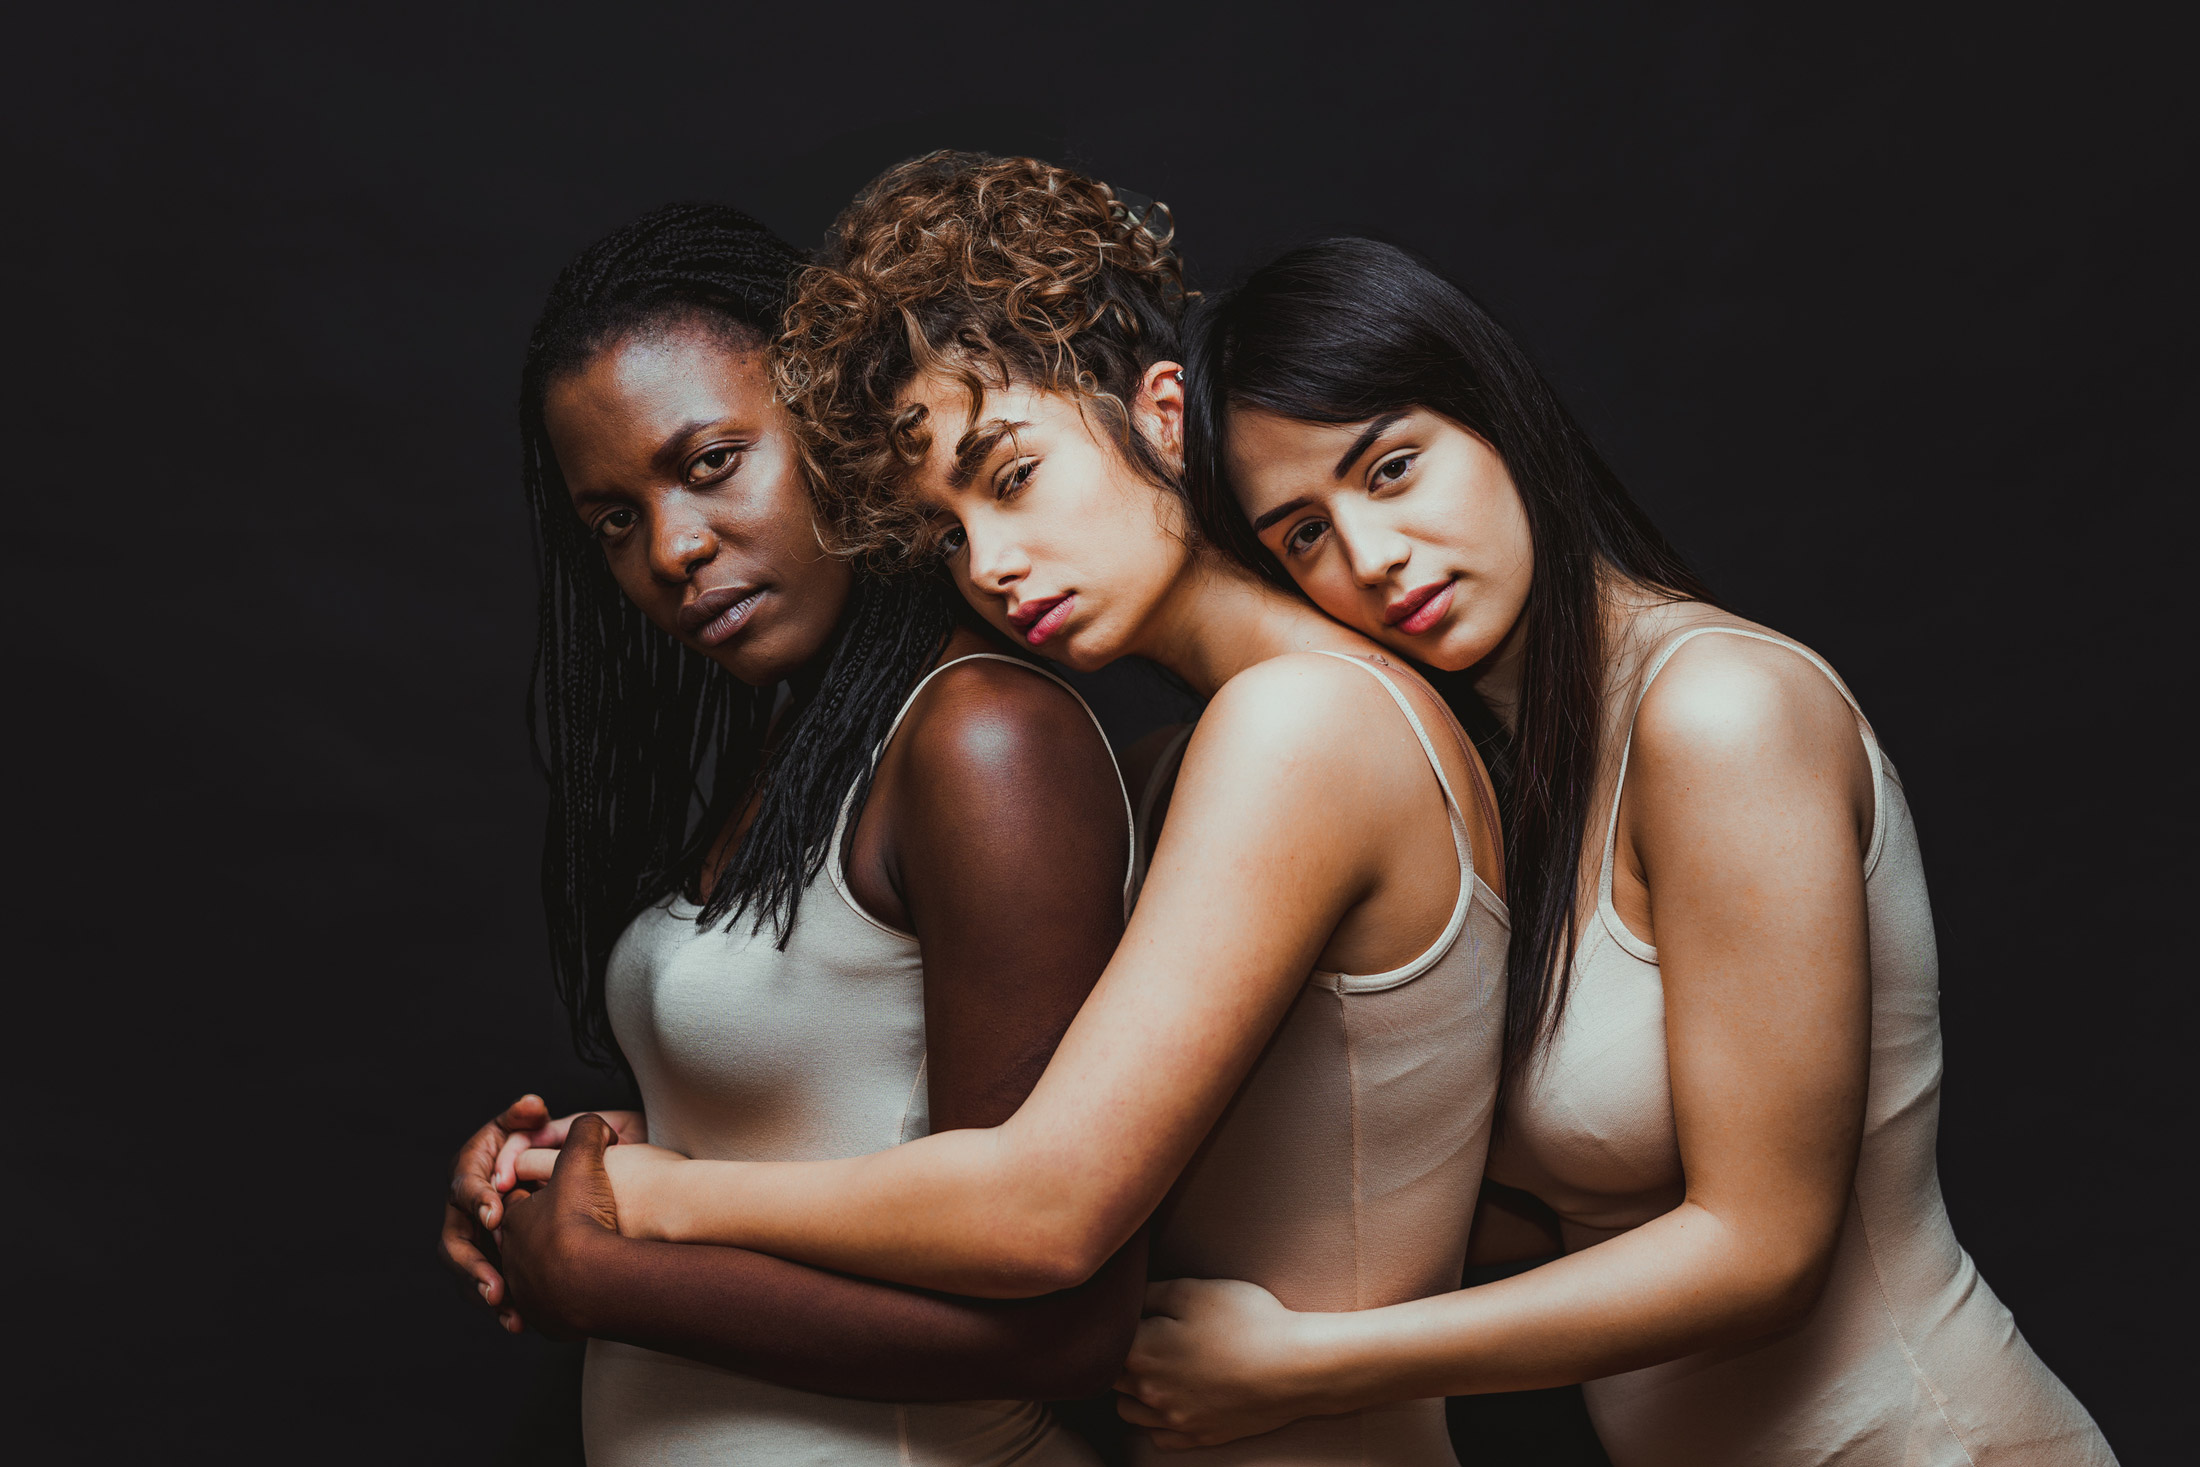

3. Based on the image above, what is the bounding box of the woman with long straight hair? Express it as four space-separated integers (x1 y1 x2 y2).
1110 237 2115 1466
432 202 1154 1465
515 153 1512 1466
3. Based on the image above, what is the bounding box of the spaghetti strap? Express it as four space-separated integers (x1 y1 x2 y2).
828 653 1139 935
1309 650 1503 991
1597 626 1889 954
1311 652 1474 852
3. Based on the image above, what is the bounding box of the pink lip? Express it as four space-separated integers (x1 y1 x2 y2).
679 584 766 646
1010 593 1077 647
1386 579 1455 636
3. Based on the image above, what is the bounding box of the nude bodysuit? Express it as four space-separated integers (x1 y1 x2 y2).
584 654 1133 1467
1489 625 2116 1466
1134 654 1511 1466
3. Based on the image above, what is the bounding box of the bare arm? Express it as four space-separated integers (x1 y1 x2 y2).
498 657 1145 1398
537 656 1454 1297
1117 640 1875 1444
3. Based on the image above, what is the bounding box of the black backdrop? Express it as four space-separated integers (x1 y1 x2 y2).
9 4 2190 1461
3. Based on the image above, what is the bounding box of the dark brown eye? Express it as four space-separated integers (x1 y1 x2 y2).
688 446 742 482
595 508 638 540
1286 519 1328 554
1375 453 1415 483
997 459 1037 500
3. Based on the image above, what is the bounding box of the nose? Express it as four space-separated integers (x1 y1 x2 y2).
1330 499 1411 588
648 501 719 583
962 520 1028 599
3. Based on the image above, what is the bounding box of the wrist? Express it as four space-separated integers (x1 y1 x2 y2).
558 1225 640 1337
1285 1308 1389 1418
619 1154 688 1242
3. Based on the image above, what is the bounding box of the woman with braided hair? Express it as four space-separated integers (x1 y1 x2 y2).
434 202 1148 1464
516 155 1512 1465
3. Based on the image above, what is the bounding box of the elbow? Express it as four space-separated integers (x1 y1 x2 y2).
1745 1238 1839 1336
996 1231 1115 1297
984 1191 1132 1297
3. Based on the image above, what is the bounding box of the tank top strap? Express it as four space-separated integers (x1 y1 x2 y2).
1310 652 1476 857
829 653 1139 937
1596 627 1889 951
1310 650 1499 992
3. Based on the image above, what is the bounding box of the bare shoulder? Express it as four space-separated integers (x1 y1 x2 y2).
894 654 1117 803
1630 629 1870 800
1191 651 1400 771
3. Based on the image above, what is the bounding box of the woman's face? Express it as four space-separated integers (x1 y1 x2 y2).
901 368 1191 673
545 318 854 687
1226 406 1533 672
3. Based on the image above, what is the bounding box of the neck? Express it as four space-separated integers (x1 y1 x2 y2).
1472 564 1678 737
776 594 857 730
1131 553 1369 699
1468 612 1530 736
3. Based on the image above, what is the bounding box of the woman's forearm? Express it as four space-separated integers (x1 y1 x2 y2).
1294 1202 1830 1405
565 1226 1147 1401
634 1123 1124 1298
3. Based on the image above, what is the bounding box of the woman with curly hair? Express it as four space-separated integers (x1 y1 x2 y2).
435 201 1152 1464
517 155 1511 1464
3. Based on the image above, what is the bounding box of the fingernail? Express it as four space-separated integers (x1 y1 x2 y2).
480 1204 494 1224
478 1281 491 1299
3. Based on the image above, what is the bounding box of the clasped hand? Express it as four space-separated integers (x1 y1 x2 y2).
1114 1277 1342 1450
436 1096 647 1333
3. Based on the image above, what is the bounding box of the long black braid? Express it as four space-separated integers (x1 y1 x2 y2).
520 203 956 1070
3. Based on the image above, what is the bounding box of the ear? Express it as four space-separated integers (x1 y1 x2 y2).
1135 360 1186 467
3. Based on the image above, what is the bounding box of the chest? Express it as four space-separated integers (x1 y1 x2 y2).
1488 918 1686 1233
605 897 930 1163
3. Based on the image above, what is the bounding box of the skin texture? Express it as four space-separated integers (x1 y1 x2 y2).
547 316 855 689
1104 407 1876 1447
515 364 1505 1316
435 321 1145 1400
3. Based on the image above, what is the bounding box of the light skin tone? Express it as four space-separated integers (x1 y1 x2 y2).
513 365 1506 1319
437 319 1147 1400
1106 406 1874 1447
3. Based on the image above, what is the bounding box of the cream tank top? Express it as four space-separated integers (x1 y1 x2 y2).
1132 653 1511 1467
1489 625 2115 1467
583 654 1135 1467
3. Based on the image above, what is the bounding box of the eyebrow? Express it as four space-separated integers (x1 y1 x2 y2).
1251 495 1313 533
1331 411 1410 479
655 417 729 467
1249 411 1414 534
948 418 1029 489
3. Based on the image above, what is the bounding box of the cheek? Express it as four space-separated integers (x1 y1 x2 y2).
599 543 654 603
1288 555 1383 631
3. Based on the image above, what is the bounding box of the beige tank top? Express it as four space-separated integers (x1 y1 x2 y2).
584 653 1133 1467
1489 625 2115 1467
1134 653 1510 1467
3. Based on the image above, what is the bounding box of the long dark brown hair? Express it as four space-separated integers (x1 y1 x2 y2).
1183 237 1715 1088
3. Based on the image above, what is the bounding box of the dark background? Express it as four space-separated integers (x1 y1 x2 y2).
8 3 2190 1461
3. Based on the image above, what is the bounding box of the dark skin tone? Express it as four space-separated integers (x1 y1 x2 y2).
437 317 1145 1399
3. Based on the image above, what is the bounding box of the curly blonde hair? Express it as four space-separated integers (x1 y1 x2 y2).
774 151 1192 566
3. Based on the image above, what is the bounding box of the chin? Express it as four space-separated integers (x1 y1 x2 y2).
712 637 804 689
1047 631 1118 674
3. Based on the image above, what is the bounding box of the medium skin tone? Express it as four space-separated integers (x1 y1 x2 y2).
514 364 1506 1313
1106 406 1874 1447
436 319 1145 1399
